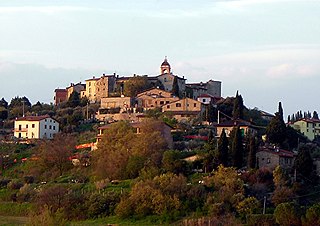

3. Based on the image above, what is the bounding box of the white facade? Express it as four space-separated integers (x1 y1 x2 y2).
14 115 59 139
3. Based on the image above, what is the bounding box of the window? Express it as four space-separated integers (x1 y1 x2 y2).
267 158 270 164
49 125 52 130
167 105 170 109
53 126 56 130
32 124 35 128
194 103 197 107
26 125 28 128
19 125 22 130
166 101 169 104
203 99 206 102
160 101 164 105
19 133 21 138
45 125 47 129
176 103 181 107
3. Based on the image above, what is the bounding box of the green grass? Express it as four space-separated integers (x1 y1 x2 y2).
0 215 28 225
0 202 33 217
70 215 175 226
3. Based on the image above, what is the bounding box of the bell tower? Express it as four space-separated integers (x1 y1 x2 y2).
160 56 171 74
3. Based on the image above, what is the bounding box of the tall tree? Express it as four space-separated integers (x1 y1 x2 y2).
294 144 314 181
313 111 319 120
232 91 244 120
278 102 284 121
230 126 243 168
266 103 287 146
217 129 229 166
171 76 180 97
0 98 8 109
247 136 257 169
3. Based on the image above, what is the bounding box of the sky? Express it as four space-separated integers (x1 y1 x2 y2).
0 0 319 117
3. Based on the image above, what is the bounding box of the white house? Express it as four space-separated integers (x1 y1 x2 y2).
14 115 59 139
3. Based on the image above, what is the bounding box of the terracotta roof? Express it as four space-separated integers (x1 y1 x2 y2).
16 115 51 122
216 119 253 127
258 146 295 158
54 89 67 92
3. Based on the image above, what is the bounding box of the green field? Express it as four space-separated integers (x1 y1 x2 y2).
0 216 28 226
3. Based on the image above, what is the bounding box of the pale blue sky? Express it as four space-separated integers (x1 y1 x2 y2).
0 0 319 116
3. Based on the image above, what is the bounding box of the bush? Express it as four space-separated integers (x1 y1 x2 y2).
246 214 275 226
27 206 67 226
7 180 23 190
302 203 320 226
0 202 33 216
274 202 301 226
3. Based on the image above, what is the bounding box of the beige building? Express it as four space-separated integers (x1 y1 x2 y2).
162 98 203 120
289 118 320 141
95 74 117 100
137 88 179 110
215 119 257 138
256 146 295 171
85 76 99 103
66 83 85 99
14 115 59 139
186 80 222 99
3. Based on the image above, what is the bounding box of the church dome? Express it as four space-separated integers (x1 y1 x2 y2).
161 57 170 67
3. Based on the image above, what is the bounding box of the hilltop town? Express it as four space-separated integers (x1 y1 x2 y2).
0 58 320 225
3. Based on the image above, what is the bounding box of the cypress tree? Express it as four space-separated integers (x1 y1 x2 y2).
171 76 180 97
294 144 314 180
231 126 243 168
217 129 229 166
232 91 244 120
248 136 257 169
313 111 319 120
278 102 283 121
266 103 287 146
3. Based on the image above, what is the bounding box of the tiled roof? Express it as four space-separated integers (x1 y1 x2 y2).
258 146 295 158
216 119 253 127
16 115 51 122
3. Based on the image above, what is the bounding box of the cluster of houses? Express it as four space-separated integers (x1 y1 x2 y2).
11 58 320 175
54 58 222 123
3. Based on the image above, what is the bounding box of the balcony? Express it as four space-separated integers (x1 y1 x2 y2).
14 128 28 132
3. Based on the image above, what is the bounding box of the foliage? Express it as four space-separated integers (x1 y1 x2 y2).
35 133 76 178
272 166 294 205
27 206 67 226
205 165 244 215
274 202 301 226
294 144 314 181
236 196 260 216
247 136 257 169
94 119 167 180
116 173 187 219
302 203 320 226
171 76 180 97
217 128 229 166
162 150 189 175
230 126 244 168
232 91 244 120
124 76 151 97
85 192 120 218
0 202 33 216
246 214 275 226
266 102 287 146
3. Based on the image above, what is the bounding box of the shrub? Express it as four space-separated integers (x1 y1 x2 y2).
302 203 320 226
246 214 275 226
274 202 301 226
7 180 23 190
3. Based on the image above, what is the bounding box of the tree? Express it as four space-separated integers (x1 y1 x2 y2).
247 136 257 169
217 129 229 166
171 76 180 97
37 133 76 177
0 98 8 109
230 126 243 168
274 202 301 226
123 76 151 97
272 166 293 205
205 165 244 215
313 111 319 120
232 91 244 120
302 203 320 226
9 96 32 118
266 103 287 146
294 144 314 181
67 92 80 107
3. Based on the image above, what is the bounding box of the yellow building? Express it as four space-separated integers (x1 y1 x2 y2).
84 77 99 103
14 115 59 139
162 98 203 121
289 118 320 141
137 88 179 110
